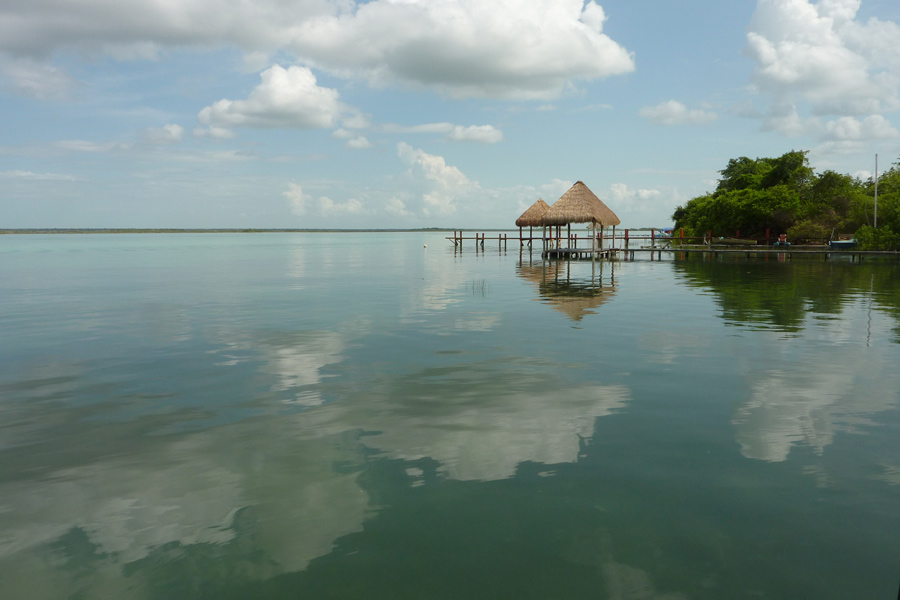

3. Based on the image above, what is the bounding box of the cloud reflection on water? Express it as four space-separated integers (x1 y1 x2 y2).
0 322 630 597
359 382 629 481
0 407 370 598
260 330 345 406
731 299 900 463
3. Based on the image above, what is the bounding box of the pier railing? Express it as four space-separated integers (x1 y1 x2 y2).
447 228 701 251
446 229 900 261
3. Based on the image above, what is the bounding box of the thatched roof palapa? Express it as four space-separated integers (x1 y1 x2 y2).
515 198 550 227
540 181 620 227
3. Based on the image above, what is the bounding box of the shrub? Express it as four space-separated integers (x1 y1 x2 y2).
786 220 829 244
854 225 900 251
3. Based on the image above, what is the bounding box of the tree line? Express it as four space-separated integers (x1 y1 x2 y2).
672 150 900 250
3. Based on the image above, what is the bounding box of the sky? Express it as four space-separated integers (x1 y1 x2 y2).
1 0 899 229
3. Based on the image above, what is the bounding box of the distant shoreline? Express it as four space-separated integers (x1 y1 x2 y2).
1 227 663 235
1 228 463 235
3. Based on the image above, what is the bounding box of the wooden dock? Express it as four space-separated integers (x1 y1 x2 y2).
621 246 900 262
446 231 615 256
446 231 900 261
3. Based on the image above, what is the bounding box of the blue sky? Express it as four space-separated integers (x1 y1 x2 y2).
2 0 899 229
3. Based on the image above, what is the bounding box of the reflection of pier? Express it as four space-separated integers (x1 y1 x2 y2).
542 247 614 260
517 258 616 321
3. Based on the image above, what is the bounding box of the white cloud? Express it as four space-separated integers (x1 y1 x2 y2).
284 183 365 217
381 122 503 143
822 115 899 141
0 170 78 181
383 123 456 135
0 0 333 58
446 125 503 144
607 183 662 211
198 65 348 132
284 182 309 215
291 0 634 99
0 0 634 101
746 0 900 116
574 103 613 112
143 123 184 144
730 99 763 118
0 56 74 100
397 142 478 216
540 178 575 200
814 114 900 155
638 100 718 126
345 136 373 149
340 111 370 129
193 125 237 139
760 105 900 147
54 140 130 152
241 50 272 74
761 102 818 136
385 197 412 217
319 196 364 215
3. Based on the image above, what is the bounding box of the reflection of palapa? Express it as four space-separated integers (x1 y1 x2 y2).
517 262 616 321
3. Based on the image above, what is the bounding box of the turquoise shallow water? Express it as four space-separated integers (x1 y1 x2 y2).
1 232 899 599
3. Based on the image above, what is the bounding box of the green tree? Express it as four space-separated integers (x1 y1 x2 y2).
674 151 811 238
873 163 900 231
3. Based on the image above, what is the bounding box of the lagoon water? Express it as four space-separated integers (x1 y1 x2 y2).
1 232 899 599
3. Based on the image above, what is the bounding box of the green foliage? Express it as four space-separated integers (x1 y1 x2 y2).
673 150 899 243
786 220 829 243
716 156 770 192
854 225 900 251
715 150 813 194
873 166 900 230
848 165 900 242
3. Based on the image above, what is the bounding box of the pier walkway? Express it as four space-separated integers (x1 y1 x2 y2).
446 231 900 262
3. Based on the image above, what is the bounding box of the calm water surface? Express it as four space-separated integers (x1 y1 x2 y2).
1 233 899 599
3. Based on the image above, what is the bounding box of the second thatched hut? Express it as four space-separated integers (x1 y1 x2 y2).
515 198 550 245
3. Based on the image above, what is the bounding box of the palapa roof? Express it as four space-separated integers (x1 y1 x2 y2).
540 181 621 227
515 198 550 227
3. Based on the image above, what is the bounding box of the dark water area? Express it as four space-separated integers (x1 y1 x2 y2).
1 233 898 599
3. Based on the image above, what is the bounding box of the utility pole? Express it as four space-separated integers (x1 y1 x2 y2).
874 154 878 229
